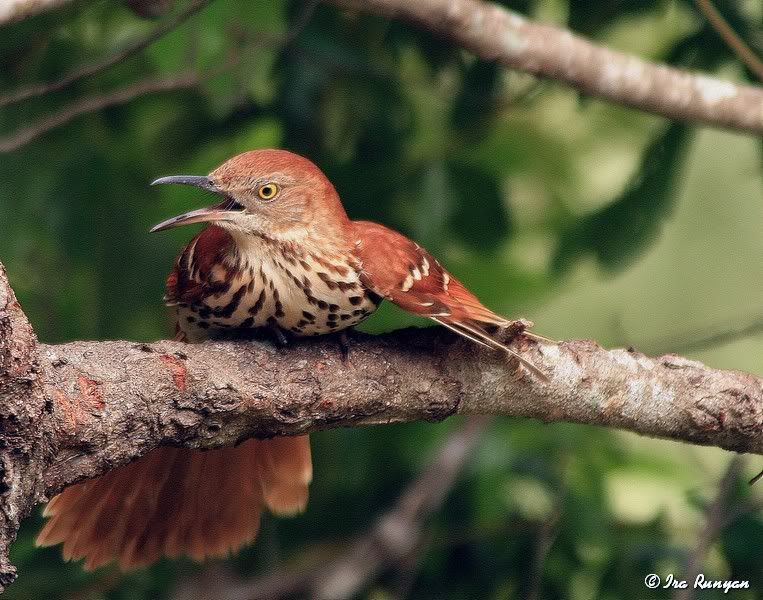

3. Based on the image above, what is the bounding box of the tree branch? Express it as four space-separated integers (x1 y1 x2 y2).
0 0 74 27
7 0 763 133
1 262 763 590
311 416 491 599
0 71 202 153
0 0 211 108
674 456 745 600
693 0 763 82
0 0 318 153
330 0 763 135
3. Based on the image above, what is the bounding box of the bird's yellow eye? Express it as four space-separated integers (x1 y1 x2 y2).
257 183 279 201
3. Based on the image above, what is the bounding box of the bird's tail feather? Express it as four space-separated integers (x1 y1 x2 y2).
37 436 311 570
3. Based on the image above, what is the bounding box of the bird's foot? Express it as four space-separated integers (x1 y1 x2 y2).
502 319 556 344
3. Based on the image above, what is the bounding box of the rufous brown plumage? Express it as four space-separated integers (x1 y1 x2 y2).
37 149 544 570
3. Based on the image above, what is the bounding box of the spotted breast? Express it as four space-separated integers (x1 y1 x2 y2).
165 225 381 342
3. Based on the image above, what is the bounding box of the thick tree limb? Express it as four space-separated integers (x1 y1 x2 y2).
0 0 74 26
0 264 48 589
331 0 763 135
7 0 763 133
1 264 763 589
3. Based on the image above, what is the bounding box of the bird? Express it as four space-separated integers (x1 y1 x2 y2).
36 148 545 570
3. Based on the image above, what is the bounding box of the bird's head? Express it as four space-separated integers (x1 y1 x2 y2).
151 149 349 242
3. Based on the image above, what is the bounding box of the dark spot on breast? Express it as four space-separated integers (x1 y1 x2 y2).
186 316 196 323
214 284 246 318
317 300 328 310
327 313 338 321
299 260 311 271
318 272 338 290
349 296 363 306
340 313 351 320
297 319 309 327
198 306 212 319
329 303 340 312
247 280 255 293
249 290 266 315
240 316 254 328
352 309 364 316
197 321 210 329
302 311 315 321
206 281 230 297
314 255 349 276
337 281 357 292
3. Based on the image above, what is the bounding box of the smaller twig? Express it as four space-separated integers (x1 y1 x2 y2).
0 0 211 108
312 416 491 599
0 0 319 154
0 71 201 153
719 494 763 530
693 0 763 82
674 456 745 600
524 469 566 600
641 313 763 356
749 469 763 486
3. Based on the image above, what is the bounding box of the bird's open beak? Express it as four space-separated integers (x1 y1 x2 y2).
150 175 243 232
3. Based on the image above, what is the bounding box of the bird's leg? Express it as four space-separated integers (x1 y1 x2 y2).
337 328 354 364
267 320 290 349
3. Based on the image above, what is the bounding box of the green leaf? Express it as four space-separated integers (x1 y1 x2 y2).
552 122 690 274
447 160 512 251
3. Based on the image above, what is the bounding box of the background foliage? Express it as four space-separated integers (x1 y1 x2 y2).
2 0 763 598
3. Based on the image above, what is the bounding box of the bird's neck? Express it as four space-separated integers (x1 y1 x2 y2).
223 224 356 270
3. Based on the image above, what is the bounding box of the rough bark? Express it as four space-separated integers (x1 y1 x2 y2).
1 261 763 590
0 264 48 589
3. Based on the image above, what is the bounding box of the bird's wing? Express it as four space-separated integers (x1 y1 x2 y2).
353 220 546 380
165 224 236 307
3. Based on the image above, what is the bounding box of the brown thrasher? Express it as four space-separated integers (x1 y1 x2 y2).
37 149 544 570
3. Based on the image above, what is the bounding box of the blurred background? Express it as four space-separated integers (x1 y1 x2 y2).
1 0 763 598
